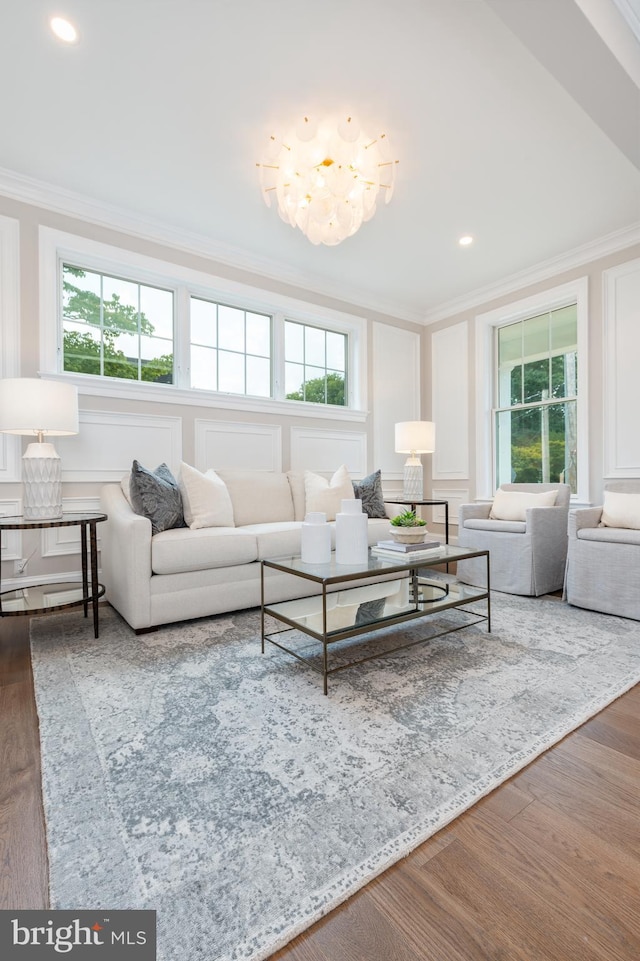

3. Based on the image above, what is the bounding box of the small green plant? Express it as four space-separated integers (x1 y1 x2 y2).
390 509 426 528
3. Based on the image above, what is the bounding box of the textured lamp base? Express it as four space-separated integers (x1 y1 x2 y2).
22 443 63 520
403 462 424 501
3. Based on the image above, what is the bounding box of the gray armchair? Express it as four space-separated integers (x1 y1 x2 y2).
456 483 571 596
565 481 640 620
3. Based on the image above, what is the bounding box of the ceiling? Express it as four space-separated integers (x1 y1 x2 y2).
1 0 639 323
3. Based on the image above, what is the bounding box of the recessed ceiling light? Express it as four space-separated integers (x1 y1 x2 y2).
50 16 79 44
459 235 474 247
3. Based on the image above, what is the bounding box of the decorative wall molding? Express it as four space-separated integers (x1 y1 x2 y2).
195 420 282 472
371 322 421 481
431 488 469 530
431 322 469 480
0 498 22 560
41 496 102 558
0 214 21 483
55 410 183 481
603 258 640 477
423 222 640 326
290 427 367 476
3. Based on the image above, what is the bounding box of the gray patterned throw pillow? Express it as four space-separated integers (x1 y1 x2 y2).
129 461 186 534
352 469 387 518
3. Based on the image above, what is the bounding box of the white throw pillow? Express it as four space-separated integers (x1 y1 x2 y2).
304 465 354 521
601 490 640 530
178 462 235 529
120 472 133 506
490 488 557 522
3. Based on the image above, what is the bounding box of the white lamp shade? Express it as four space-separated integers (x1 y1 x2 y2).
395 421 435 453
0 378 79 436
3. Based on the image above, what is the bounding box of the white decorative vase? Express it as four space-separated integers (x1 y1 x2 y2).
335 499 369 565
301 511 331 564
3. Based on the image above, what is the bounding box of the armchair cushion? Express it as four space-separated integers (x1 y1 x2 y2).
601 490 640 530
490 487 557 521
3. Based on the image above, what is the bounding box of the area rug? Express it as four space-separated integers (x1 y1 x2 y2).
31 595 640 961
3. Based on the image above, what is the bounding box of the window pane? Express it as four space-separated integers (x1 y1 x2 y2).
62 267 101 325
218 305 245 352
551 305 577 351
498 322 522 365
523 312 549 360
218 350 245 393
191 298 217 347
103 275 139 311
246 356 271 397
140 285 173 340
326 331 346 371
523 358 549 403
305 326 325 366
63 324 101 375
191 345 217 390
285 361 304 397
140 336 173 384
326 370 346 405
285 321 304 362
246 312 270 358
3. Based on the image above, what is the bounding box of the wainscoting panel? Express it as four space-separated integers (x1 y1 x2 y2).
371 322 421 481
56 410 183 482
41 496 103 558
0 498 22 560
431 322 469 481
431 488 470 529
603 259 640 477
0 215 21 483
195 420 282 472
290 427 367 476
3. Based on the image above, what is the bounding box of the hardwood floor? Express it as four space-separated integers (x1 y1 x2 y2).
2 613 640 960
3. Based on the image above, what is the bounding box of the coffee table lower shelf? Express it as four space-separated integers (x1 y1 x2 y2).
261 553 490 694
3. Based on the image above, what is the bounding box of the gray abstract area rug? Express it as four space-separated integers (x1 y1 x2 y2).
30 596 640 961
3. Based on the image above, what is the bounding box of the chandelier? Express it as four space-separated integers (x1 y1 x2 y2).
257 115 398 246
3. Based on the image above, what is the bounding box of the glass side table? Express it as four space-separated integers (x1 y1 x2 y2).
0 512 107 638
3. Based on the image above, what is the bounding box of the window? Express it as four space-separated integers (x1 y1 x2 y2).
495 305 578 491
41 228 367 420
284 320 347 406
190 297 271 397
62 264 174 384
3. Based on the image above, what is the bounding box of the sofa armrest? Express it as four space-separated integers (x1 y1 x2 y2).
568 506 603 538
99 483 153 630
459 503 492 525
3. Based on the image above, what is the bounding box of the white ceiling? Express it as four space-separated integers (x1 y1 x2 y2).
1 0 639 322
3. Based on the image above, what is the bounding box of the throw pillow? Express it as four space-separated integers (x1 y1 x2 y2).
601 490 640 530
490 487 557 522
129 461 186 534
304 465 354 521
352 469 387 518
178 462 235 530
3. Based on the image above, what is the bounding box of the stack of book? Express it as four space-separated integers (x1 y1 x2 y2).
371 538 444 560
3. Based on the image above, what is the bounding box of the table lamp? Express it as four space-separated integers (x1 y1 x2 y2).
0 378 79 519
395 421 435 501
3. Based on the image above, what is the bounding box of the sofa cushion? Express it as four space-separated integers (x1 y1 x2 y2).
178 462 235 529
286 471 306 521
352 468 386 518
217 470 295 526
243 522 303 560
601 490 640 530
304 465 354 520
490 487 557 521
151 527 258 574
129 461 186 534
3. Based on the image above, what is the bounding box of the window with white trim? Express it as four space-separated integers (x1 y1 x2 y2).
495 304 578 492
284 320 347 406
42 231 366 418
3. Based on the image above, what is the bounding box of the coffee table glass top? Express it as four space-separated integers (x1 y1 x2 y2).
262 544 480 583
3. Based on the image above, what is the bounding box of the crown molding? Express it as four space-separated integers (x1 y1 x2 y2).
0 166 422 325
422 221 640 326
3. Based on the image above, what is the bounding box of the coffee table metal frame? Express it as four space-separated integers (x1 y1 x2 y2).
261 545 490 694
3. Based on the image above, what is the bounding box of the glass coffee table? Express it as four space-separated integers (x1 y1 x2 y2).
261 545 490 694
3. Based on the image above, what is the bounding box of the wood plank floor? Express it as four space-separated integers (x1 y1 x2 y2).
2 611 640 959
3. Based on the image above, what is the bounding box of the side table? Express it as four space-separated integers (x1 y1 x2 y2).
0 512 107 638
384 499 449 544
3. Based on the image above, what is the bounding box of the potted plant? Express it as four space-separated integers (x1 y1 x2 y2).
389 509 428 544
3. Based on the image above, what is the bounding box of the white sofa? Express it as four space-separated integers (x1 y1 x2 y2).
99 469 393 632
